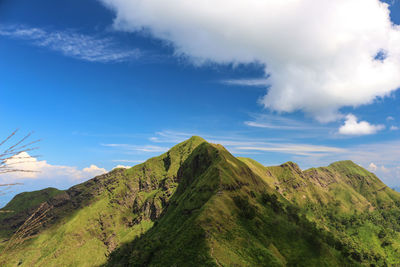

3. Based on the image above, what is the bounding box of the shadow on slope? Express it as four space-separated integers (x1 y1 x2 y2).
0 136 208 266
104 142 357 267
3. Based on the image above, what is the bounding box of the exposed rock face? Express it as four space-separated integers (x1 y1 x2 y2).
305 168 337 188
49 192 71 207
280 161 302 175
1 138 400 267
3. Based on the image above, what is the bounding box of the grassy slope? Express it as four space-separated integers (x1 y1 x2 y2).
106 143 355 266
0 188 62 216
240 158 400 265
0 188 63 238
0 136 206 266
1 137 400 266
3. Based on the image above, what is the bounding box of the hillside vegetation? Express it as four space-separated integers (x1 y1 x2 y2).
1 137 399 266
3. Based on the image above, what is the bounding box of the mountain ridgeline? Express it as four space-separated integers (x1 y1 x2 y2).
1 137 400 266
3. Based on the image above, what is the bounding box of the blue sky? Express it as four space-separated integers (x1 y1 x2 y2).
1 0 400 206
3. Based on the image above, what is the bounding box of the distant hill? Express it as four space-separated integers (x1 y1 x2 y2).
1 137 400 266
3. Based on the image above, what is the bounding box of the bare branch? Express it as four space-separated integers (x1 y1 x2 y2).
3 132 32 154
0 130 40 192
0 129 18 148
0 183 23 187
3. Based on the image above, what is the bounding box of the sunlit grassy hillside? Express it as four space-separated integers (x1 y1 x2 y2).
1 137 400 266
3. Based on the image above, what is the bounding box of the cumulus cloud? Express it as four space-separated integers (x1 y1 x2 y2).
368 162 391 174
101 0 400 121
0 152 107 183
368 162 378 171
338 114 384 135
0 25 140 63
80 165 106 178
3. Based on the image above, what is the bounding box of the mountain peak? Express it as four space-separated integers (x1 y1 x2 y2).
187 135 206 142
2 139 400 266
168 136 206 153
327 160 372 177
329 160 358 168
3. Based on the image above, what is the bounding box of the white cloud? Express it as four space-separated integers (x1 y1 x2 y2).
368 162 378 171
0 152 107 183
380 165 390 173
390 125 399 130
101 0 400 122
82 165 107 177
0 25 140 63
113 164 131 169
368 162 391 174
338 114 384 135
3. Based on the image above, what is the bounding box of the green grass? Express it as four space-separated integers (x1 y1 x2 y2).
105 143 357 266
0 136 207 266
0 187 62 217
1 137 400 266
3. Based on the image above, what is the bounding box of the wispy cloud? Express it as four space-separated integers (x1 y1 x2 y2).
102 129 400 185
111 159 145 163
149 131 193 143
236 144 346 156
338 141 400 167
102 143 169 153
0 25 140 63
244 114 329 131
222 135 400 186
387 116 395 121
313 140 400 186
147 130 342 156
244 120 309 130
149 130 286 144
221 78 269 87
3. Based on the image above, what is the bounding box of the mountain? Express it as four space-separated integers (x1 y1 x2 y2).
1 137 400 266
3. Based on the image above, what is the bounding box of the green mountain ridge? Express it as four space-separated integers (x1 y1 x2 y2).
1 136 400 266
